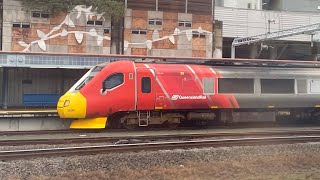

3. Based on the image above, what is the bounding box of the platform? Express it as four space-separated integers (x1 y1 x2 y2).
0 109 58 118
0 109 69 131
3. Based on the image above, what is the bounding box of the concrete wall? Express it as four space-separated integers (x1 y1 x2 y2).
3 0 111 53
0 117 71 131
124 9 218 58
280 0 320 12
2 0 25 51
3 0 221 57
215 6 320 42
218 0 320 12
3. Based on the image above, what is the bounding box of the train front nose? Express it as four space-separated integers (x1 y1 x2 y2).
57 92 87 118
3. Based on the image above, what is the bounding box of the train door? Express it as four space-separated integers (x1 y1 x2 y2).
136 68 155 110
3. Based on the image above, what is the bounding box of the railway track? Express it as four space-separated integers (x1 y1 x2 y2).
2 127 320 146
0 135 319 160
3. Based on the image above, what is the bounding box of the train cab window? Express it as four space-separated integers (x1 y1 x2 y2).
218 78 254 94
76 76 94 90
141 77 151 93
103 73 124 90
261 79 295 94
203 78 214 94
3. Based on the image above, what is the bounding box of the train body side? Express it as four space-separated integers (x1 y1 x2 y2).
133 63 320 111
138 63 233 110
58 60 320 128
217 66 320 108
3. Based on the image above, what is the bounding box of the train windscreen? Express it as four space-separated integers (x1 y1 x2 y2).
68 64 106 92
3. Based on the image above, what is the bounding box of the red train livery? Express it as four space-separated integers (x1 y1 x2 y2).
57 60 320 129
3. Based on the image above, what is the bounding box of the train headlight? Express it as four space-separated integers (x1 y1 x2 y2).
63 100 70 107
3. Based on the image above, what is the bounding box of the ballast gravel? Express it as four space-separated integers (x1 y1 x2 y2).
1 143 320 179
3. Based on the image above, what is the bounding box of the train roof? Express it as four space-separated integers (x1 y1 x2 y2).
131 57 320 68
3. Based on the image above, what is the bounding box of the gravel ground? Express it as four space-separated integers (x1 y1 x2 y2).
1 143 320 180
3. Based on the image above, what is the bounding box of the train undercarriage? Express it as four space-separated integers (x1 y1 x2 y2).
105 108 320 130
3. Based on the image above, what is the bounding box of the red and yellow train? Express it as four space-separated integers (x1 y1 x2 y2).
57 59 320 129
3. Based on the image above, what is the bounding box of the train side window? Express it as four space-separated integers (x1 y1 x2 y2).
310 80 320 93
203 78 214 94
141 77 151 93
261 79 295 94
218 78 254 94
103 73 124 90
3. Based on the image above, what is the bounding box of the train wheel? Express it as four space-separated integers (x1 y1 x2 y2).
167 118 180 129
196 120 208 126
122 118 138 130
168 122 179 129
106 118 122 129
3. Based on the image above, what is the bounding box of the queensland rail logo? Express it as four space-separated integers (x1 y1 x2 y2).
171 95 206 100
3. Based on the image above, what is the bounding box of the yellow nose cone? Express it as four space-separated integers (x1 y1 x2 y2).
57 91 87 119
70 117 107 129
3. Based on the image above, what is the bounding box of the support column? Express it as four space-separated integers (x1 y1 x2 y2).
2 67 8 109
213 20 223 58
249 44 258 59
231 45 236 58
59 69 65 95
311 42 318 61
269 46 278 60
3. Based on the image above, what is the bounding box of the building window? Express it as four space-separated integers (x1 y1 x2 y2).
178 21 192 27
104 28 111 34
192 31 206 38
87 20 103 26
141 77 151 93
12 23 20 28
148 19 162 25
12 22 30 28
247 3 252 9
87 21 94 25
32 11 50 18
218 78 254 94
261 79 295 94
132 29 147 35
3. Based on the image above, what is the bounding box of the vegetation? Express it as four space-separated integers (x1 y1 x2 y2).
18 0 125 20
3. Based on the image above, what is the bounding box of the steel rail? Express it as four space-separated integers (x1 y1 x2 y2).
0 135 320 160
3 128 320 146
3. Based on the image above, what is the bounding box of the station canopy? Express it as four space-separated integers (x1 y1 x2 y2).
1 51 320 69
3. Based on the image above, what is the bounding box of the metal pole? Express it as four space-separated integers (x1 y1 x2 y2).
0 0 3 51
2 67 8 109
211 0 215 58
185 0 188 14
156 0 158 12
212 0 214 17
231 45 236 58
